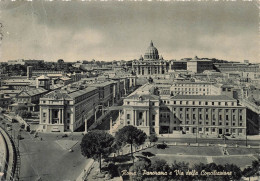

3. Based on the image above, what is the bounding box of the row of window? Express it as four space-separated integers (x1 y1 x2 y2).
172 88 209 91
181 127 243 133
178 113 243 121
160 100 236 106
171 121 244 126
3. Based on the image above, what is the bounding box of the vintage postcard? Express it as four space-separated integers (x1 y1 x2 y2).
0 1 259 181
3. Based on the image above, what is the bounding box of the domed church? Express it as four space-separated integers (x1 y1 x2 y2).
132 41 169 76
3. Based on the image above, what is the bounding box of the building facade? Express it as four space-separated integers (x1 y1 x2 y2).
122 84 246 137
39 87 99 132
132 41 169 76
187 57 213 73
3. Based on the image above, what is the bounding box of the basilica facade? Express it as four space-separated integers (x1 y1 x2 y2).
132 41 169 76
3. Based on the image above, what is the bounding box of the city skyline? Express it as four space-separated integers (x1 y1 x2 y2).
0 1 259 63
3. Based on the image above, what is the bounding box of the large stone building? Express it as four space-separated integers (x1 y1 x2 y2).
132 41 169 76
214 62 260 73
39 87 99 132
122 83 247 137
187 56 213 73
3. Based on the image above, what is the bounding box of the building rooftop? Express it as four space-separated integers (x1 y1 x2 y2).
127 93 159 100
18 87 48 97
173 95 235 101
43 86 97 100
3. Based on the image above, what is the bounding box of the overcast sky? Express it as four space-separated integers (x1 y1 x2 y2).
0 1 259 63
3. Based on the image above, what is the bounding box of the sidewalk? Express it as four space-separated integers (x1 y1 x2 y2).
159 132 260 141
76 159 94 181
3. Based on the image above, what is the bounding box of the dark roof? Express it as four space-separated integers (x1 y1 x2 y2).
173 95 235 101
43 87 97 100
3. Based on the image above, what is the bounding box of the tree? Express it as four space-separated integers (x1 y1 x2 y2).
149 134 158 143
115 125 147 164
18 110 32 119
224 163 242 180
243 159 260 179
130 158 171 181
130 159 150 181
80 130 114 172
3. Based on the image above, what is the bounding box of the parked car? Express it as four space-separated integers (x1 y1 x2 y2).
62 134 68 138
157 143 167 149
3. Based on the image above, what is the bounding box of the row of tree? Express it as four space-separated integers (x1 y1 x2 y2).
80 125 259 180
130 157 259 181
0 60 83 76
80 125 149 172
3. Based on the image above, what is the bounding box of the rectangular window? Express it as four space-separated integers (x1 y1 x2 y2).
205 102 208 105
199 114 202 119
240 116 242 120
152 122 155 126
206 128 209 131
127 114 130 119
212 122 215 125
152 115 155 120
43 113 46 117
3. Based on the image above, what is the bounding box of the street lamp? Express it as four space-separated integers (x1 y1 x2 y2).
246 130 248 147
195 127 198 143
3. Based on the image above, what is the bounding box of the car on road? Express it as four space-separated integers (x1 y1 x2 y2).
20 124 25 129
69 149 73 152
157 143 167 149
62 134 68 138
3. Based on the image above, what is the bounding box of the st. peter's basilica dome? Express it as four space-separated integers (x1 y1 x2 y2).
144 41 159 60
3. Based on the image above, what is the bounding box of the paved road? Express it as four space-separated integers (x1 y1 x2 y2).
0 118 90 181
158 137 260 146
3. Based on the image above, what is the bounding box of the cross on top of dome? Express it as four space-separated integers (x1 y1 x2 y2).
150 40 154 47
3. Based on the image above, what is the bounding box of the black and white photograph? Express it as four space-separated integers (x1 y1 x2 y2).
0 1 259 181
